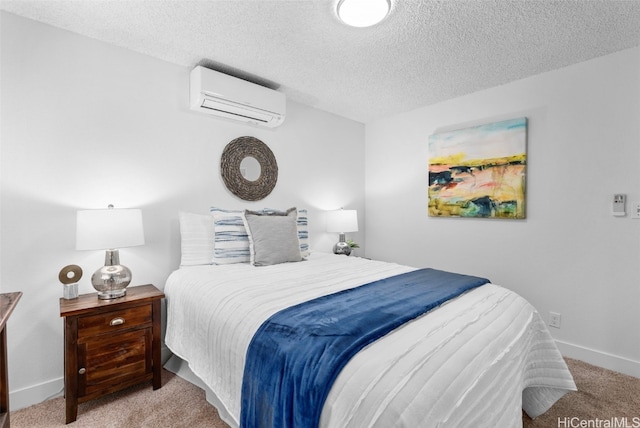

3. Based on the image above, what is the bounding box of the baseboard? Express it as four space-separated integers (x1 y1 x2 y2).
161 344 172 365
12 344 173 412
556 339 640 378
11 377 63 411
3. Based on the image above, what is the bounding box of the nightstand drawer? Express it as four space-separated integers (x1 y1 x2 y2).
78 304 152 339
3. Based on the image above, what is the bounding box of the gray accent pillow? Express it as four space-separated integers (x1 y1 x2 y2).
244 207 302 266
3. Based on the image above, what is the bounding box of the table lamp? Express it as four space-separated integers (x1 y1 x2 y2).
76 205 145 299
326 209 358 255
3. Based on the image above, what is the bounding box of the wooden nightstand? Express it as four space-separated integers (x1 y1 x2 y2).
1 292 22 428
59 284 164 424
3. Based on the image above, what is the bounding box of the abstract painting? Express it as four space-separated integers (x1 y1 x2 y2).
428 117 527 219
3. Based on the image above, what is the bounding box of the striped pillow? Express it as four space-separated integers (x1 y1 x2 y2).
296 209 310 258
210 208 250 264
210 207 310 264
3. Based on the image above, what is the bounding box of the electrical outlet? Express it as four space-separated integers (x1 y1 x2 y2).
632 202 640 219
549 312 561 329
613 194 626 216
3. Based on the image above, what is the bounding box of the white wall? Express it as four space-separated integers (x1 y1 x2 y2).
365 47 640 377
0 12 365 409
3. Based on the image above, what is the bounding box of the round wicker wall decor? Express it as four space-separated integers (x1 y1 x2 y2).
220 136 278 201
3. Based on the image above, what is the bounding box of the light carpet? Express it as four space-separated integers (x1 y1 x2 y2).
523 358 640 427
12 358 640 427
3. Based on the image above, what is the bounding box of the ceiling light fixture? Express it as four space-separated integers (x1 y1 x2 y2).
337 0 391 28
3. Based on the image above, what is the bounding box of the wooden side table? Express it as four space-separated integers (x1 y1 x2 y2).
59 284 164 424
1 292 22 428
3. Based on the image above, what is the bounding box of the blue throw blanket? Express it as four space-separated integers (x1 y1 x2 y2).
240 268 489 428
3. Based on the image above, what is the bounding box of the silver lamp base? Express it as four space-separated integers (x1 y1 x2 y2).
333 233 352 256
91 249 132 300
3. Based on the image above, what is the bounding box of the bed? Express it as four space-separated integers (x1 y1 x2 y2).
164 209 576 427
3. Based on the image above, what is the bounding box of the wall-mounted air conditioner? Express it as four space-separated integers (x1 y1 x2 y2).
189 66 286 128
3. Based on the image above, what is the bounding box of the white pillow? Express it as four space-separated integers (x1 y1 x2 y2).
244 207 302 266
179 212 215 267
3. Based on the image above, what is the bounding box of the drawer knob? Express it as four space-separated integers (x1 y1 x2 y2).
110 317 125 326
78 368 86 375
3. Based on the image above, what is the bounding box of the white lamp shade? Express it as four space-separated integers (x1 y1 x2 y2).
326 209 358 233
76 208 145 250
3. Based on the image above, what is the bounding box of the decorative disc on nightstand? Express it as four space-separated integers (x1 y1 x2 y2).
59 265 83 284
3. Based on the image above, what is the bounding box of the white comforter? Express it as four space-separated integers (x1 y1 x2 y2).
164 253 576 428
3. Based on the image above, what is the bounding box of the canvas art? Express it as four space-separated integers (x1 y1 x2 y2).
428 117 527 219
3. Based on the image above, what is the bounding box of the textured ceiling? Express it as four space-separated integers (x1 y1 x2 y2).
2 0 640 123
